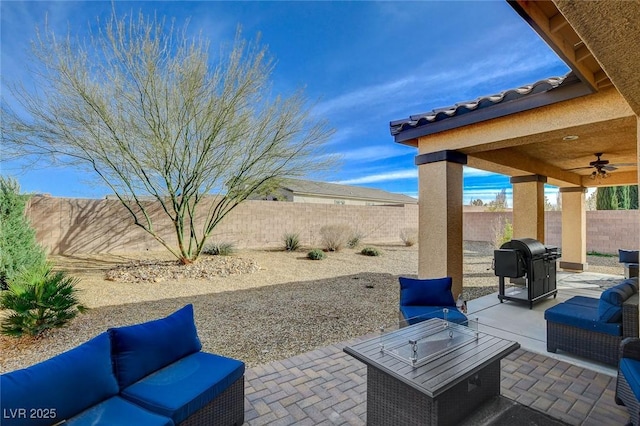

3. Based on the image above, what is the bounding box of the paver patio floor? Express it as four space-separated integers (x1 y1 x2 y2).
244 337 629 425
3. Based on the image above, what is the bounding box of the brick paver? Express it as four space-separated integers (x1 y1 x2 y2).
244 338 630 425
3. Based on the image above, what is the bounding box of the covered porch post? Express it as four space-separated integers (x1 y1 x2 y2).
559 187 588 271
510 175 546 242
416 150 466 300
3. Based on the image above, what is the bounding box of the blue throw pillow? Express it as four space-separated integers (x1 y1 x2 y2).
109 304 202 389
599 299 623 323
0 333 118 426
399 277 455 307
601 283 635 306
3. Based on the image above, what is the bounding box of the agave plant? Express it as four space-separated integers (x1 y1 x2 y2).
0 263 87 337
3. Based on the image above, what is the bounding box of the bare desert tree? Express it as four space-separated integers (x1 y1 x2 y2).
2 11 335 263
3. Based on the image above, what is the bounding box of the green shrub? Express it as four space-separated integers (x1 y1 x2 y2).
399 228 418 247
0 177 46 290
203 241 235 256
0 263 86 337
307 249 326 260
320 224 351 252
283 233 300 251
361 247 381 257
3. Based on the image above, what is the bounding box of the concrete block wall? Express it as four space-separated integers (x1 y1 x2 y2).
587 210 640 253
27 197 419 254
27 197 637 255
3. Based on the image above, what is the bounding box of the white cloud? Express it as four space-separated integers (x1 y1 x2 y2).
339 145 413 162
463 167 502 178
333 169 417 185
312 34 566 126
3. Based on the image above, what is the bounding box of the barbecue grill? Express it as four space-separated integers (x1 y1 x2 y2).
493 238 560 308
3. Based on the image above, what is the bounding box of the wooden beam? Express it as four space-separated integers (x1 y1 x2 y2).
549 13 569 33
468 149 582 186
574 45 592 63
513 0 598 91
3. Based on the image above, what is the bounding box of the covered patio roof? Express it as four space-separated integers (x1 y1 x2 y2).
390 0 639 189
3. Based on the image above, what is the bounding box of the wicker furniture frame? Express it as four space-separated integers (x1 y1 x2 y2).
546 294 638 366
178 375 244 426
615 338 640 426
343 319 519 426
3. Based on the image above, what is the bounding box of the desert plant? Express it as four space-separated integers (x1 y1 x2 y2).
399 227 418 247
361 247 381 256
203 242 235 256
320 224 351 252
283 233 300 251
307 249 326 260
0 263 86 337
492 217 513 248
2 10 335 264
347 230 365 249
0 177 47 291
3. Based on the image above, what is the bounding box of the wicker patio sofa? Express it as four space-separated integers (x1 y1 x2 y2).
544 277 638 366
0 304 245 426
616 337 640 426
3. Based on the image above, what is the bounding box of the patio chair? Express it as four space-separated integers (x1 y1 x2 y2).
616 337 640 425
398 276 468 326
620 249 639 279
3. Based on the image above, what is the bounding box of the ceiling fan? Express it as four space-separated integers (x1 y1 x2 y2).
568 153 636 179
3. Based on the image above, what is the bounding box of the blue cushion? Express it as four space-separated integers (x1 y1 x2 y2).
621 278 639 294
0 333 118 426
619 250 639 264
544 303 622 336
564 296 599 309
121 352 244 424
65 396 174 426
598 299 623 322
399 277 455 307
400 306 468 326
109 304 202 389
620 358 640 401
600 283 635 306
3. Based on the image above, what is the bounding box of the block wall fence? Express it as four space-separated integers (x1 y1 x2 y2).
26 197 639 255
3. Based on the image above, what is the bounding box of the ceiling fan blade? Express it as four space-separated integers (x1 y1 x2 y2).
609 163 637 167
602 165 618 171
566 166 595 171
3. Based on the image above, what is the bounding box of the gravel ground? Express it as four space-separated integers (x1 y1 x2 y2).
0 241 624 373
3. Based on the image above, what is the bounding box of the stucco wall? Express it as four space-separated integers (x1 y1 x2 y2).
27 196 638 255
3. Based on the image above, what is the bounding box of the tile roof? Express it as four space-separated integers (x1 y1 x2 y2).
390 73 572 137
280 178 417 204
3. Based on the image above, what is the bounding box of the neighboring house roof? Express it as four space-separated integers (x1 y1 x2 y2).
390 72 592 144
279 178 417 204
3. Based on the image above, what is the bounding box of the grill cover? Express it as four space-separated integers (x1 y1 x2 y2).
500 238 546 258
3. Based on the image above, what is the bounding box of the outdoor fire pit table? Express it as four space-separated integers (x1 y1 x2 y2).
344 316 520 425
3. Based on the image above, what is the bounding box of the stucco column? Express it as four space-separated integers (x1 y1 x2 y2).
510 175 546 242
415 150 466 300
559 187 588 271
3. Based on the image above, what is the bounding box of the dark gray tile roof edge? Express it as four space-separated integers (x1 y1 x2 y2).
279 178 417 204
390 72 586 140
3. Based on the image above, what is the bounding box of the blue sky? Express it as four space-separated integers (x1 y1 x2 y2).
1 1 570 204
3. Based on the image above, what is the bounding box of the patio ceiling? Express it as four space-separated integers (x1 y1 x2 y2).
392 0 640 189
